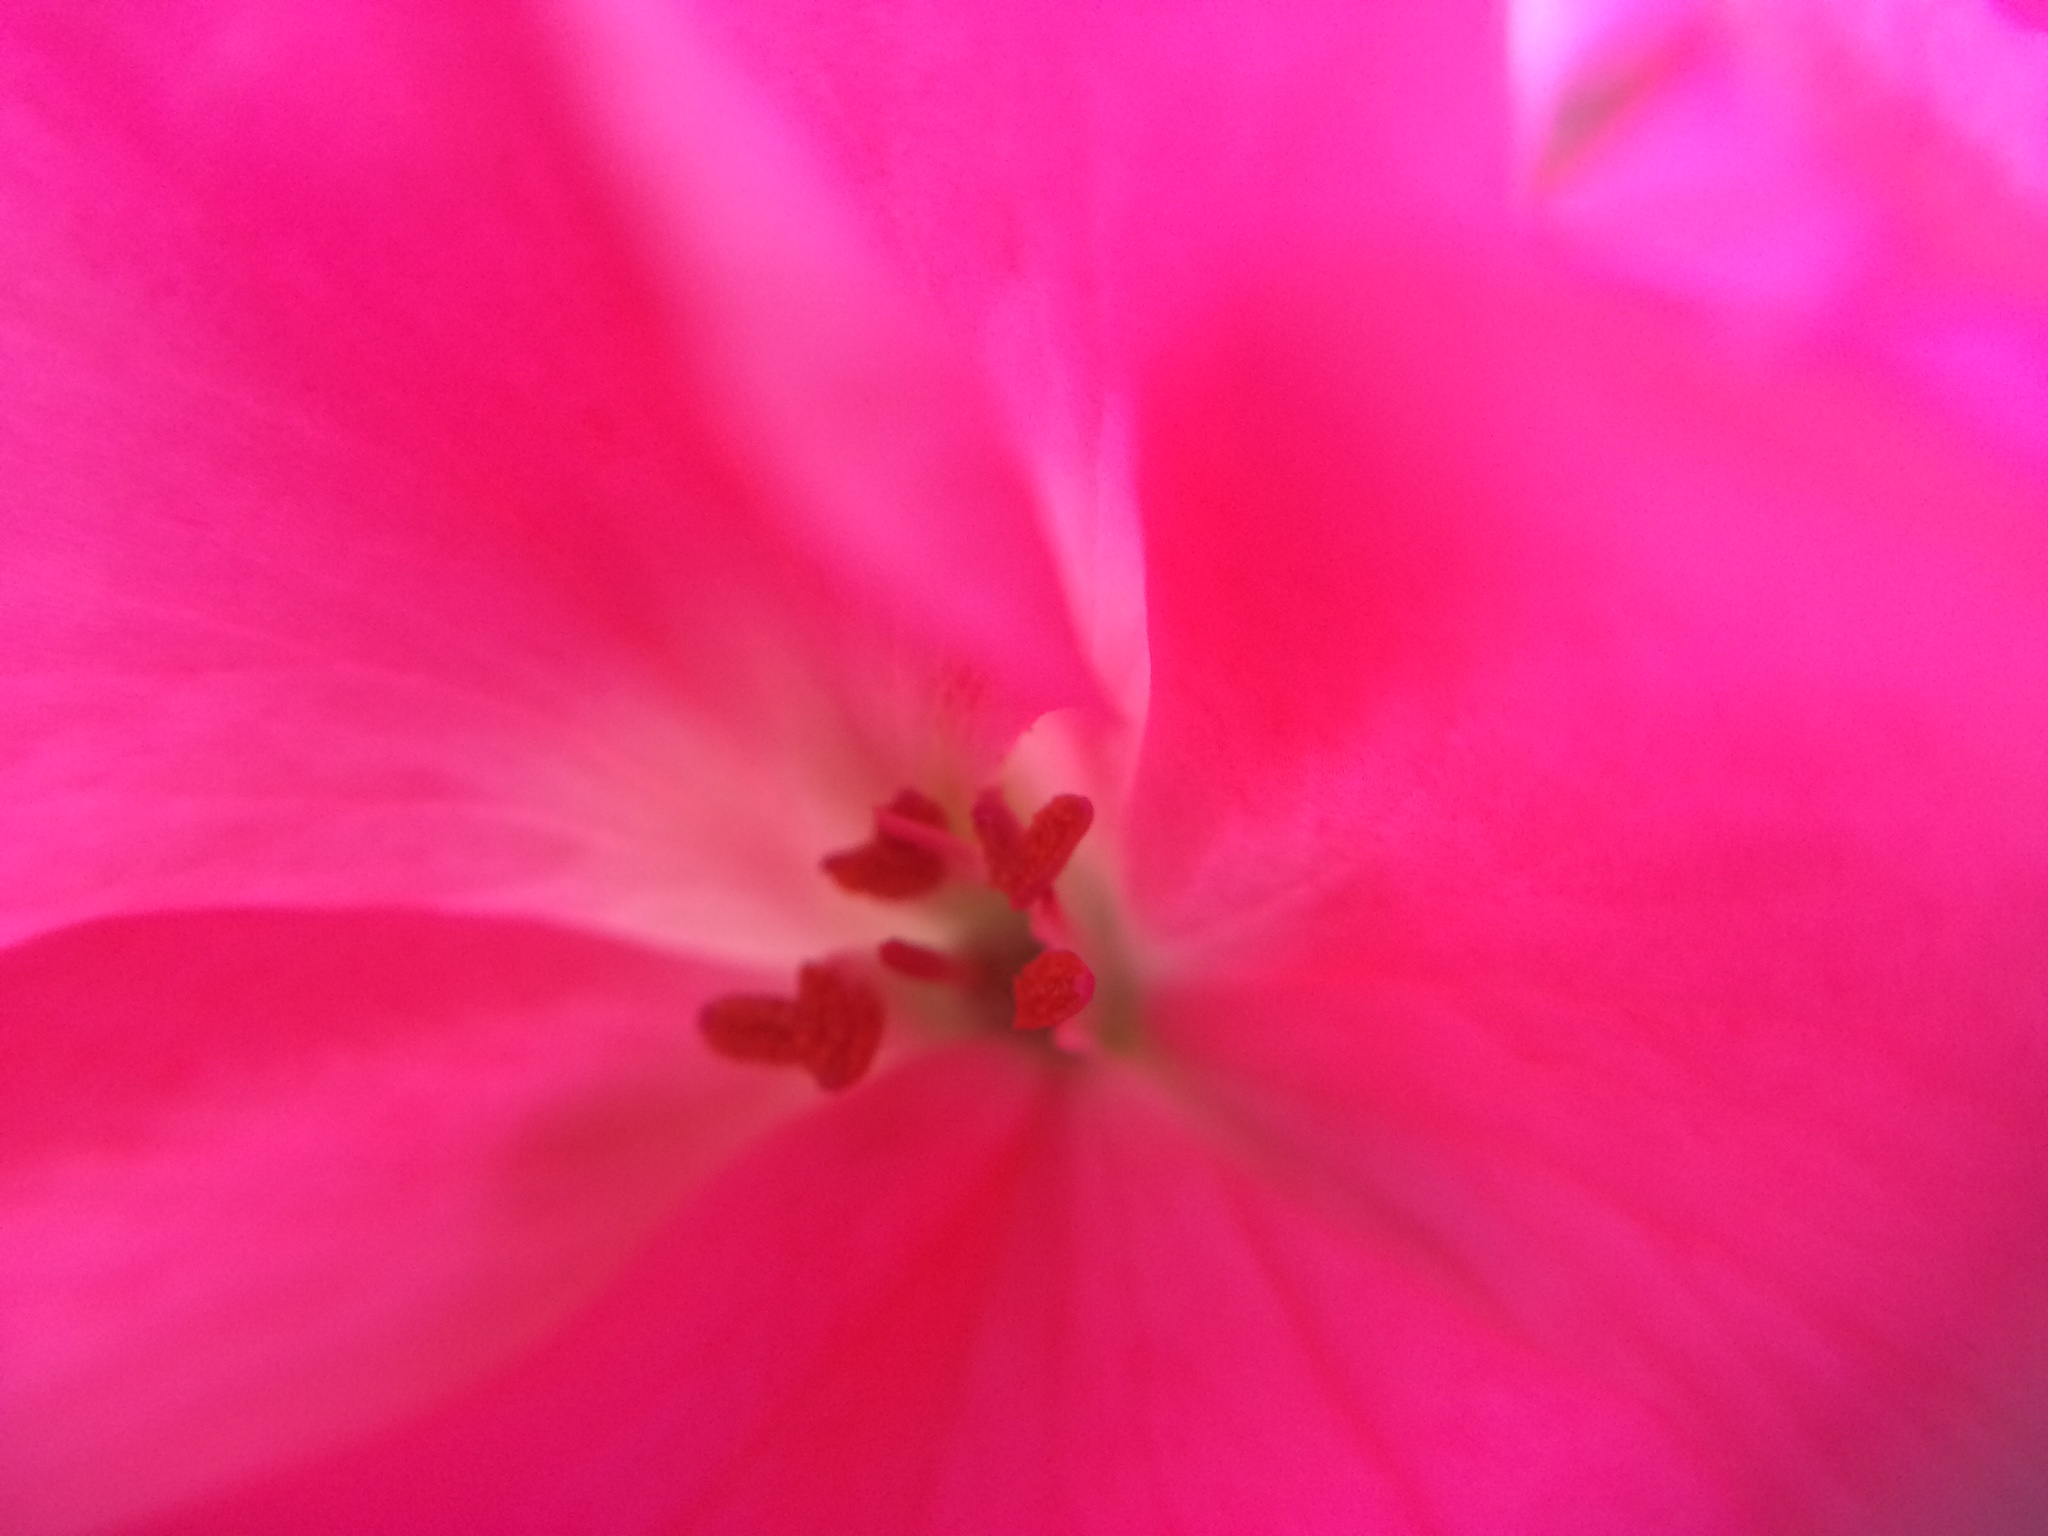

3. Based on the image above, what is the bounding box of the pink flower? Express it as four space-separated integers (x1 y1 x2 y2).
4 2 2047 1533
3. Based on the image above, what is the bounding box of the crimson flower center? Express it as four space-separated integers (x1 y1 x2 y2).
699 785 1099 1090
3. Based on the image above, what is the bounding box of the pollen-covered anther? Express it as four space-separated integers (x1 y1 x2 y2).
698 994 806 1065
1012 948 1096 1032
699 962 884 1091
796 962 885 1091
821 789 953 900
972 789 1094 908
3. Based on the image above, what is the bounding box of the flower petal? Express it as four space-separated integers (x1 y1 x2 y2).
122 1042 1053 1535
689 0 1519 724
1125 254 2048 1525
1127 252 2048 946
0 908 795 1536
695 0 1514 345
1756 0 2048 210
0 0 1090 958
1520 0 2048 462
130 1055 1762 1535
1727 0 2048 464
1517 2 1877 316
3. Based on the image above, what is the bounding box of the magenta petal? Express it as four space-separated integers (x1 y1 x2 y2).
128 1043 1055 1536
693 0 1513 392
0 0 1091 953
1125 257 2048 1523
678 0 1523 720
1128 255 2048 944
0 910 796 1534
1145 958 2048 1530
533 0 1095 715
135 1057 1756 1535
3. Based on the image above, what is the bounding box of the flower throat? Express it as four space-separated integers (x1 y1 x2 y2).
699 787 1097 1090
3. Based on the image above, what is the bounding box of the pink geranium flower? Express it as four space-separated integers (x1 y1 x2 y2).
4 2 2047 1533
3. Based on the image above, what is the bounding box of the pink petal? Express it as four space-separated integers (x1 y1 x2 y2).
122 1051 1752 1535
1519 8 1877 316
1125 256 2048 1522
695 0 1514 352
690 0 1517 704
1150 961 2048 1530
0 909 798 1535
126 1042 1053 1535
1758 0 2048 206
0 0 1090 956
1743 0 2048 462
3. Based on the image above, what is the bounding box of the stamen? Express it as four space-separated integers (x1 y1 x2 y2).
822 789 953 900
973 789 1094 908
877 938 977 984
970 788 1025 887
1012 948 1096 1032
883 788 948 827
699 963 885 1090
699 994 806 1064
716 781 1105 1091
872 788 951 846
797 963 885 1090
1016 794 1093 902
821 839 945 899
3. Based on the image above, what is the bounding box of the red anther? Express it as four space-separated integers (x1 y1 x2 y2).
822 837 946 899
878 938 969 983
1012 948 1095 1032
973 789 1094 908
822 789 955 900
1013 794 1093 904
796 963 885 1090
699 994 806 1064
875 788 961 857
882 788 949 829
700 964 886 1090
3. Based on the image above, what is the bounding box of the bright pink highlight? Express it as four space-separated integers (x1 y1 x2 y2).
1994 0 2048 27
1521 0 2048 461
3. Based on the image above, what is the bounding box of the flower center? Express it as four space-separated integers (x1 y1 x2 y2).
698 785 1099 1090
